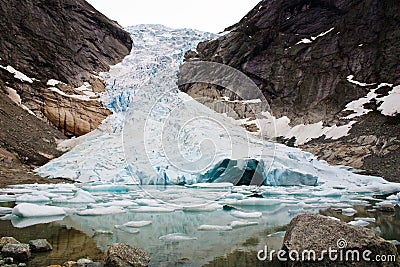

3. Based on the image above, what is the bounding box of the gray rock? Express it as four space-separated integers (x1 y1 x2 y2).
28 239 52 252
282 214 400 266
1 243 31 262
4 257 13 264
18 263 27 267
378 204 396 213
0 237 20 249
105 243 150 267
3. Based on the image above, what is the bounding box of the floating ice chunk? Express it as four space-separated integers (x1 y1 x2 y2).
267 231 286 238
0 207 13 215
54 190 96 204
104 200 138 207
12 203 66 217
121 220 152 227
230 220 258 228
0 195 16 202
341 208 357 216
198 225 232 231
312 190 342 198
132 206 175 213
387 194 398 200
233 198 281 206
159 233 197 242
114 225 140 234
348 220 369 227
94 230 113 235
77 207 125 216
11 215 65 228
186 183 233 189
69 190 97 203
182 203 222 212
82 185 129 193
355 217 376 223
224 193 245 200
134 198 163 206
231 210 262 219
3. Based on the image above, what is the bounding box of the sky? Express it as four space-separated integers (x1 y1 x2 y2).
86 0 261 33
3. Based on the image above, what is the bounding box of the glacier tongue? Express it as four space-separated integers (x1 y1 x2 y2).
36 25 400 193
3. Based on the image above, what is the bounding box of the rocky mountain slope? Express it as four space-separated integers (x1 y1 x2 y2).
0 0 132 185
180 0 400 182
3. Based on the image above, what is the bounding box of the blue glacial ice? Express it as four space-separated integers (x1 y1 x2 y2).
33 24 400 196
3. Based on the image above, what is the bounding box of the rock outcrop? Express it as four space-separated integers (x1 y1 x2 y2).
105 243 150 267
0 0 132 184
282 214 400 266
180 0 400 182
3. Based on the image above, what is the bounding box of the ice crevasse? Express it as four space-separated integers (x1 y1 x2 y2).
36 25 400 194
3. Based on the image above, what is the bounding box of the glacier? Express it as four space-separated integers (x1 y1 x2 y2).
34 24 400 194
1 24 399 266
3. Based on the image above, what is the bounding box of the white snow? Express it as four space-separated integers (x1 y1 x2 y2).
296 27 335 45
47 79 62 86
12 203 66 217
0 65 34 83
346 75 376 87
378 85 400 116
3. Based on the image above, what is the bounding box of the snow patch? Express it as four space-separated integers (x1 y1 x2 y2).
378 85 400 116
0 65 34 83
12 203 66 217
296 28 335 45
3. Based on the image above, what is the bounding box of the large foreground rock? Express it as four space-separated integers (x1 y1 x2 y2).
105 243 150 267
1 243 31 262
282 214 399 266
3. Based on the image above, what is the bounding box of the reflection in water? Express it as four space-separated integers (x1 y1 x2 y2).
0 219 103 267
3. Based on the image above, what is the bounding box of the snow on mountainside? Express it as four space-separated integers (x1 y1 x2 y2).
37 25 400 195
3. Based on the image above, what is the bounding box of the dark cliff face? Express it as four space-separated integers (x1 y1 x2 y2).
0 0 132 181
183 0 399 123
181 0 400 181
0 0 132 84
